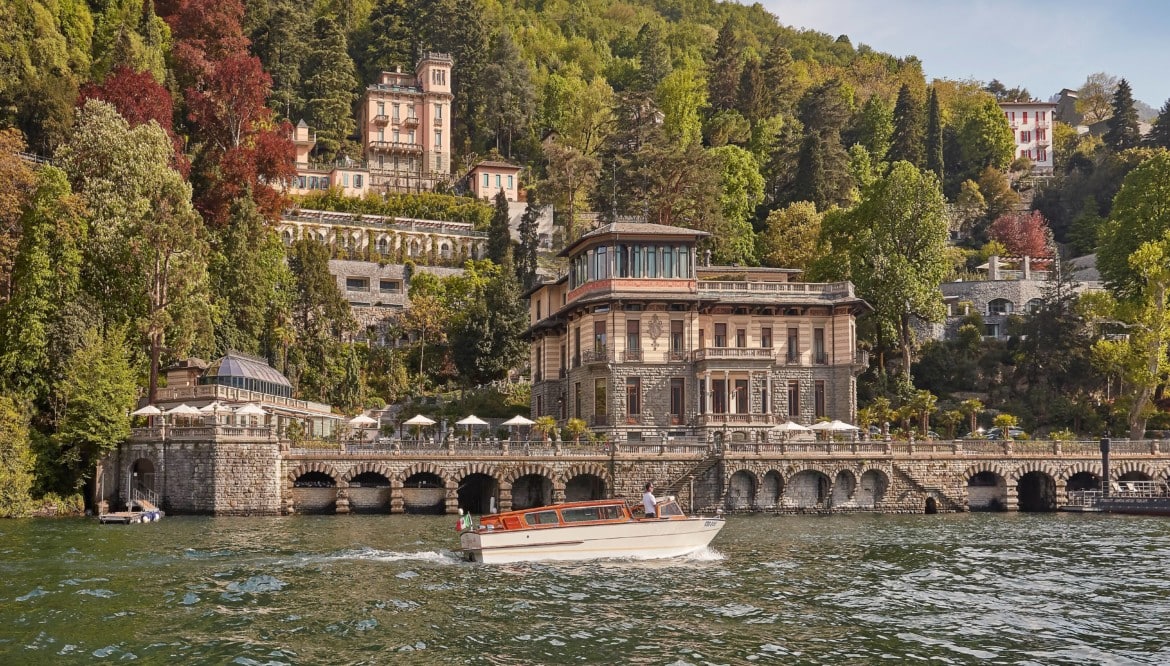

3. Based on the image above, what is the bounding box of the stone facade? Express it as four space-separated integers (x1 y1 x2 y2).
526 222 868 442
102 430 1170 516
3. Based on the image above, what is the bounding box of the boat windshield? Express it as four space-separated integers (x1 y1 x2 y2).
524 510 560 526
561 505 623 522
656 500 684 517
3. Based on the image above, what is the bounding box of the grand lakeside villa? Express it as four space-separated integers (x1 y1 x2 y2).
96 214 1170 517
526 222 870 445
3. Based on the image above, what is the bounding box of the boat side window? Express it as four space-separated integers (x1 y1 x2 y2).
524 510 560 527
561 507 601 522
656 500 683 517
597 505 622 520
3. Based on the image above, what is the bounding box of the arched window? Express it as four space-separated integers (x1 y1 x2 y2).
988 298 1013 316
1026 298 1044 314
440 242 451 259
281 230 293 246
409 240 420 257
377 237 389 254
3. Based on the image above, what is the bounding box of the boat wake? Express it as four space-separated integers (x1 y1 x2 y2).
320 546 462 565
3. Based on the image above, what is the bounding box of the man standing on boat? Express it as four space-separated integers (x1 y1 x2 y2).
643 482 657 518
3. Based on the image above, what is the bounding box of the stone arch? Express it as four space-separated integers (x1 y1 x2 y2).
1113 461 1156 482
1016 469 1057 512
988 297 1013 315
831 470 856 507
1008 461 1061 484
784 467 831 510
503 464 557 487
129 457 157 496
342 462 394 484
281 229 293 246
856 468 888 507
561 463 609 502
456 462 500 481
409 239 420 257
286 462 343 487
726 468 757 510
1062 462 1102 492
440 241 452 259
398 462 454 487
456 463 501 515
759 470 784 509
966 467 1008 511
376 236 389 254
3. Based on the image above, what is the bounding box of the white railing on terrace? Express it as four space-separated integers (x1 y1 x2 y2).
283 208 487 238
151 384 333 415
698 281 854 297
132 425 277 441
692 347 775 361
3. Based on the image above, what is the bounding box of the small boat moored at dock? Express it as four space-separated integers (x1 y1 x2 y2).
1065 437 1170 515
458 497 725 563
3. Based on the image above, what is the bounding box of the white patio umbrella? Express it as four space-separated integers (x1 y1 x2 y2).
131 404 162 417
456 415 489 439
199 401 232 413
349 414 378 427
403 414 437 426
501 415 535 442
165 404 202 416
774 420 810 432
826 420 860 431
234 403 268 416
808 420 835 431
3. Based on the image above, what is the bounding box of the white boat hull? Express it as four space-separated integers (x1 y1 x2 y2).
460 517 725 563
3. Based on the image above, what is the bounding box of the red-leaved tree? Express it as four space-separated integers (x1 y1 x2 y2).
989 210 1053 258
79 67 189 176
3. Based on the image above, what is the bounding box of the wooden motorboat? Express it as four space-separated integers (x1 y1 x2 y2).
458 497 725 563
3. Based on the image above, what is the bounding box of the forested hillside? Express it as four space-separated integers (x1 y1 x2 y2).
4 0 1170 514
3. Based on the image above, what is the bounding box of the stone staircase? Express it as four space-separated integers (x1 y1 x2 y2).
892 463 967 512
662 451 723 513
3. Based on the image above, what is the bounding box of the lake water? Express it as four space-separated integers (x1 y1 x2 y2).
2 513 1169 665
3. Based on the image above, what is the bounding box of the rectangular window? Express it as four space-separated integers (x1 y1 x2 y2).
435 130 442 148
1039 110 1046 122
483 173 490 187
408 104 416 119
712 379 727 414
594 378 607 418
1020 131 1031 142
814 381 826 418
408 130 415 143
787 327 799 362
670 378 685 423
699 328 705 350
670 320 684 351
574 382 582 418
342 173 350 187
736 328 746 348
574 327 581 367
378 128 385 141
626 319 640 351
788 381 800 418
354 174 363 188
536 395 543 416
535 346 543 382
393 104 400 120
379 280 400 293
761 327 773 348
393 129 399 142
1038 147 1048 161
1023 111 1029 123
714 323 727 348
496 174 501 188
559 344 565 376
814 328 826 364
346 277 370 291
594 321 606 352
626 378 641 417
298 175 306 188
377 102 385 116
1037 128 1047 141
434 103 442 119
507 175 513 189
735 379 748 414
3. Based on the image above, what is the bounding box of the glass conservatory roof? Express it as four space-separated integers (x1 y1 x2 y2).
204 353 292 388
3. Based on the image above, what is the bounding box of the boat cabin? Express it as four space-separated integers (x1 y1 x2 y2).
474 497 691 532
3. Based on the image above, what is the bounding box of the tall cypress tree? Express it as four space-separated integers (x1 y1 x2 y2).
708 19 743 112
1146 98 1170 149
889 84 925 167
760 35 797 117
487 189 512 265
925 87 944 179
516 187 540 290
250 0 310 120
736 56 765 123
301 16 358 161
1104 78 1141 151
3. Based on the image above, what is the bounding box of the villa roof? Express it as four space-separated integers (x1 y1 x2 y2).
559 222 709 257
473 160 522 171
205 352 291 388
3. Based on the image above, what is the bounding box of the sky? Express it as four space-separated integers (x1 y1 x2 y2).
755 0 1170 108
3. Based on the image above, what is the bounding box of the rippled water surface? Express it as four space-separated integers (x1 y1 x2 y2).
3 513 1170 664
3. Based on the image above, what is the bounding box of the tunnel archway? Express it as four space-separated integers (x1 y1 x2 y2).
925 497 938 514
348 472 391 514
830 471 856 507
511 474 553 509
967 471 1007 511
130 458 155 496
1119 471 1153 482
458 473 499 514
857 470 888 507
292 471 337 514
293 471 335 488
760 471 783 509
786 470 830 509
402 472 446 514
1017 471 1057 512
564 474 605 502
726 470 756 510
1067 471 1100 492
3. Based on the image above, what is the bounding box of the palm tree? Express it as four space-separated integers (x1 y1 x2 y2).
910 389 938 436
533 416 558 442
960 399 984 436
564 418 588 444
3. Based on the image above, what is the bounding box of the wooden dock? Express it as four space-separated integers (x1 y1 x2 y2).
99 498 164 524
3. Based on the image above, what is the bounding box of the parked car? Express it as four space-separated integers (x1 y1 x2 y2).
984 426 1027 440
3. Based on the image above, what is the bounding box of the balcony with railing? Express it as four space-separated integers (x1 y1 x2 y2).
697 413 777 426
368 140 423 153
582 347 613 365
402 115 419 127
697 281 855 301
814 351 829 365
692 347 775 362
623 348 643 362
372 114 390 126
668 349 688 362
